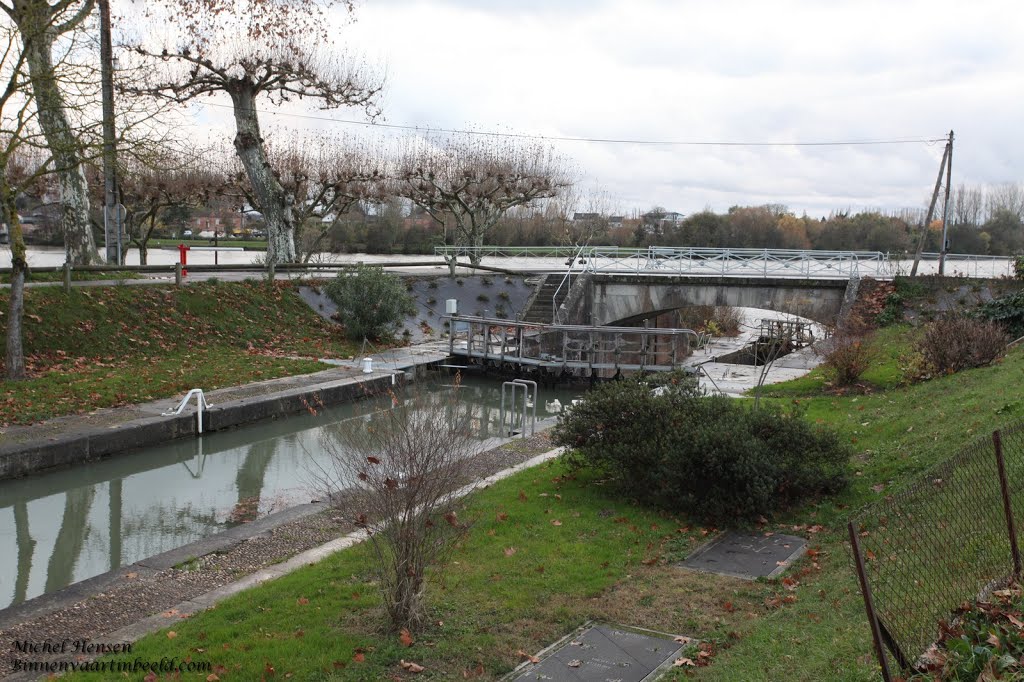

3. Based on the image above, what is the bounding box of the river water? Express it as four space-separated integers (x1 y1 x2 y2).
0 376 578 610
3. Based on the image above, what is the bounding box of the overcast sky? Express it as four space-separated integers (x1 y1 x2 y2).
195 0 1024 218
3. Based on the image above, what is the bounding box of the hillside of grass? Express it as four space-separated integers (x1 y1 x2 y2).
0 280 358 425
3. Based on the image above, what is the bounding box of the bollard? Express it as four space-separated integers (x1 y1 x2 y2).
175 262 182 286
177 243 189 277
362 357 374 373
62 262 71 294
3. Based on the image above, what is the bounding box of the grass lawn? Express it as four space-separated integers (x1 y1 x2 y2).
0 281 359 425
0 270 138 284
69 332 1024 681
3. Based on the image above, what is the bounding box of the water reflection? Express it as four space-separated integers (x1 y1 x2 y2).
0 377 579 609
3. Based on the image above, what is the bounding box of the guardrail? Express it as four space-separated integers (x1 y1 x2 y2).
437 245 892 279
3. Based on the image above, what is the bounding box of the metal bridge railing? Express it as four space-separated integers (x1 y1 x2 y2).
434 245 894 279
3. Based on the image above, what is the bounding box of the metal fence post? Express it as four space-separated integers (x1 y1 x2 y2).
994 429 1022 577
848 521 894 682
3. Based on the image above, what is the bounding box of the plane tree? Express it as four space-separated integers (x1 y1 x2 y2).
393 135 573 274
125 0 382 265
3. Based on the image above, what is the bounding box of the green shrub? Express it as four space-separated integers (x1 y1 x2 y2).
1014 255 1024 280
324 265 415 341
552 373 849 523
977 289 1024 339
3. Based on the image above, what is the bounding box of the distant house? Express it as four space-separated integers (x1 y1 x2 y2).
572 212 601 222
608 215 625 228
641 210 684 233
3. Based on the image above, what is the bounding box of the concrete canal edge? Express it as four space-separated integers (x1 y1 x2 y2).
0 367 408 481
2 446 565 681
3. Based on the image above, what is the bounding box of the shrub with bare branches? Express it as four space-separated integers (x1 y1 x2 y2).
317 377 481 632
916 315 1008 376
817 330 873 387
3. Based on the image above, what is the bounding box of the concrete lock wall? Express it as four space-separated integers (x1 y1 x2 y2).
586 275 849 327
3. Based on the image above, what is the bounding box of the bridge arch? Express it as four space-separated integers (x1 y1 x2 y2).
585 275 850 327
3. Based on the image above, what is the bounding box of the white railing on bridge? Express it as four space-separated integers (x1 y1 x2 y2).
580 247 891 279
435 245 892 279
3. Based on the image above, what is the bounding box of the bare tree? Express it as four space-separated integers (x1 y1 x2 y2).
2 0 100 265
86 146 222 263
126 0 382 265
951 183 985 227
394 135 572 274
986 182 1024 223
226 133 383 262
1 15 65 378
317 377 480 632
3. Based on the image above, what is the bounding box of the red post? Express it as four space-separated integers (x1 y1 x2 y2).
177 243 190 277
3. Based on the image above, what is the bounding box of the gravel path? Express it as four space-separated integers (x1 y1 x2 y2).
0 432 554 678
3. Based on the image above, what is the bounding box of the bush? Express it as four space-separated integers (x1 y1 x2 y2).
552 373 849 523
817 330 873 386
916 314 1008 375
977 289 1024 339
676 305 742 336
324 265 416 341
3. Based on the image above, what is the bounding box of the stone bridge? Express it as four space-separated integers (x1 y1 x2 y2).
562 274 853 327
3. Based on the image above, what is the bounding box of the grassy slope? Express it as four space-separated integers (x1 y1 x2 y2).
689 343 1024 681
0 281 357 425
67 328 1024 681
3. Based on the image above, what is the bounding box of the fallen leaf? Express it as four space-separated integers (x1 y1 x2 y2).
298 597 309 605
673 635 692 644
551 519 562 526
496 512 508 522
674 657 696 667
206 675 220 682
167 631 177 639
504 547 517 556
353 652 365 663
367 456 380 464
567 659 582 668
518 489 528 502
400 660 425 673
399 628 415 647
516 649 540 664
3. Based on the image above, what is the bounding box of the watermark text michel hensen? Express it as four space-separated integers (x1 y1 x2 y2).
11 639 132 654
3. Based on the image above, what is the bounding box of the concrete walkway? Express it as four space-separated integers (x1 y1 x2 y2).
0 363 403 480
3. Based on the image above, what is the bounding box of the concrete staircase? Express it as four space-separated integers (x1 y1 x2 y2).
521 274 563 324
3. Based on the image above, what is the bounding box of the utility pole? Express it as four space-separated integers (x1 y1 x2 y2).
99 0 121 264
910 130 953 277
938 130 954 275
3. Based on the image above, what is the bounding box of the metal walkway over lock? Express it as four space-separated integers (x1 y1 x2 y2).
446 315 707 375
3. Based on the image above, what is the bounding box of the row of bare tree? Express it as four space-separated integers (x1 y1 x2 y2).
1 0 573 379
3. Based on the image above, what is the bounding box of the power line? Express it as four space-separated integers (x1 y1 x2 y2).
194 101 946 148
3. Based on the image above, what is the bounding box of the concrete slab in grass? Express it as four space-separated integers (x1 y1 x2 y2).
679 531 807 580
508 623 685 682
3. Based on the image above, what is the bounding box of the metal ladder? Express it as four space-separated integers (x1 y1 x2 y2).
499 379 537 438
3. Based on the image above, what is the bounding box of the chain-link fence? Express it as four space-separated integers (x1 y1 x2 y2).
849 421 1024 680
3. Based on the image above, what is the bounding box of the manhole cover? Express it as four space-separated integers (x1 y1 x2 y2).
680 531 806 579
509 623 684 681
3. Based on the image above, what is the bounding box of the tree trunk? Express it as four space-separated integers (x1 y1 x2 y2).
15 6 100 265
5 204 27 380
139 244 147 265
229 86 296 265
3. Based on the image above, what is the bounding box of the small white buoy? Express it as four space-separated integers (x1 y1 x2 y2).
545 399 562 414
362 357 374 373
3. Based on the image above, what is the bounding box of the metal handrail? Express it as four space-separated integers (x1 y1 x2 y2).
162 388 212 434
551 244 588 323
